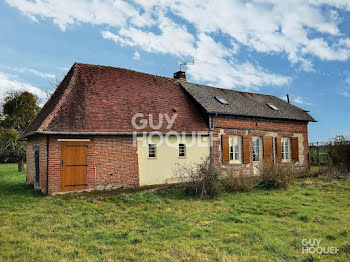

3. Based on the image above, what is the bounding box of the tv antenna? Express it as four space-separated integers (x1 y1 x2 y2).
180 60 194 71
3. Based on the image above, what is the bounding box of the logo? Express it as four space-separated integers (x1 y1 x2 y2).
302 239 339 254
131 113 177 130
130 113 212 147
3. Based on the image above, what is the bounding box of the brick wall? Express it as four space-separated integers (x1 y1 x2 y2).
26 135 47 193
212 115 309 174
45 135 139 194
26 116 310 194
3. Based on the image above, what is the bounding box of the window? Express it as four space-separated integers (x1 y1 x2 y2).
229 136 242 163
267 103 280 111
34 147 40 183
252 137 262 161
179 143 186 157
281 138 291 161
148 144 156 158
215 96 229 105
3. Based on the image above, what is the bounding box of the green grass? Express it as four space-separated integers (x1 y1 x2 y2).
0 164 349 261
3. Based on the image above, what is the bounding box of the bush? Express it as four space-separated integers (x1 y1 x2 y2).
174 157 222 199
328 136 350 172
320 166 350 181
221 169 258 192
256 162 296 189
174 159 298 199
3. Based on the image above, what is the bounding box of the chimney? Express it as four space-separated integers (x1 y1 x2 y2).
173 71 186 81
286 94 290 103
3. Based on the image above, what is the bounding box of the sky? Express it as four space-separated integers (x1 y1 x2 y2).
0 0 349 143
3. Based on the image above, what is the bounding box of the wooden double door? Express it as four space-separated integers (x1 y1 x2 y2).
61 141 88 191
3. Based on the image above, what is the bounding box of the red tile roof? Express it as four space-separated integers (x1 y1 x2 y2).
22 63 209 137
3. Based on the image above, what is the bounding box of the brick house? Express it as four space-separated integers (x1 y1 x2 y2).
21 63 315 194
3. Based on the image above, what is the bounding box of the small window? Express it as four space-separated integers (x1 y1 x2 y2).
252 137 262 162
34 148 40 183
148 144 156 158
179 143 186 157
267 103 279 111
281 138 291 161
215 96 229 105
229 136 242 163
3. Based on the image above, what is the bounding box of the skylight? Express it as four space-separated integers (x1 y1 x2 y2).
267 103 280 111
215 96 229 105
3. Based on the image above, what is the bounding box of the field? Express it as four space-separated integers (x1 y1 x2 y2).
0 164 349 261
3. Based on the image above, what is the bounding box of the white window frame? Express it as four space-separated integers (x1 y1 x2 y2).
252 136 263 162
179 143 186 157
229 136 242 164
148 144 157 158
281 138 291 162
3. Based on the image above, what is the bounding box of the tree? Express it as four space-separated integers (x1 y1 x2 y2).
0 91 40 171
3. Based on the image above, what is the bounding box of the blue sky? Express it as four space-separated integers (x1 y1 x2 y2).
0 0 350 142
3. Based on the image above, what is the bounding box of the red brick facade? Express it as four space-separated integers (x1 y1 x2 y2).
26 135 139 194
211 115 309 174
26 135 47 191
26 115 310 194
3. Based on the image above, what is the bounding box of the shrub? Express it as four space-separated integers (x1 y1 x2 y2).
221 169 258 192
173 157 222 199
324 136 350 180
328 136 350 171
256 162 296 189
321 166 350 181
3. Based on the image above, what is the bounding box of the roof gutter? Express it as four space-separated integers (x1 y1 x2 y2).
20 131 212 140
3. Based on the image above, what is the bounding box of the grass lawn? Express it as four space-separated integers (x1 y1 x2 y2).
0 164 349 261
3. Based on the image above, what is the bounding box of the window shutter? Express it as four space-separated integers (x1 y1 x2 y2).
243 135 250 164
221 135 230 165
263 136 274 164
276 137 282 163
291 137 299 162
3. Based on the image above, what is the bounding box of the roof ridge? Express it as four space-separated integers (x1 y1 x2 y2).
183 81 274 97
74 62 176 82
74 63 278 100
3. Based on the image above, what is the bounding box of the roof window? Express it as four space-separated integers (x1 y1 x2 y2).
215 96 229 105
267 103 280 111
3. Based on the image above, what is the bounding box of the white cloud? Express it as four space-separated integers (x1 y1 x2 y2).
281 95 313 106
292 96 313 106
309 0 350 11
6 0 153 31
6 0 350 89
132 51 141 60
338 77 350 98
102 15 196 57
103 23 290 89
345 76 350 85
19 67 55 79
57 66 70 71
1 65 55 79
0 71 47 105
337 86 350 98
186 33 290 89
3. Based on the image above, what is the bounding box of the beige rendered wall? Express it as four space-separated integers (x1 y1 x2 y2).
137 135 210 186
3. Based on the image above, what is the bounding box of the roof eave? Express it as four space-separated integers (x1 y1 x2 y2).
20 131 212 140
